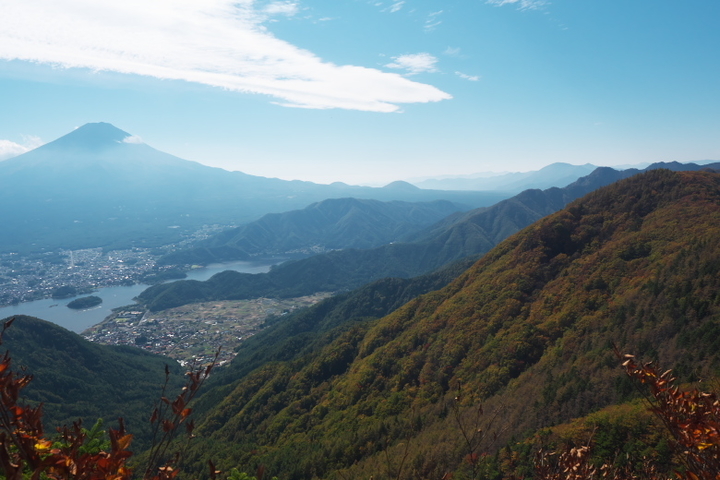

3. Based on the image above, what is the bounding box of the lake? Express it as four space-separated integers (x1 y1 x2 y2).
0 259 280 333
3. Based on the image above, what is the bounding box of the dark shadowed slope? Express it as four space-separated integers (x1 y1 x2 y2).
0 315 182 450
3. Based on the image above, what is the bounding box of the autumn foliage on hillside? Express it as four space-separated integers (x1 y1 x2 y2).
0 318 214 480
535 353 720 480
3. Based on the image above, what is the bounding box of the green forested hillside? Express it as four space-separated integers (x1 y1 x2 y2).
191 257 478 416
179 170 720 479
0 315 183 450
159 198 465 265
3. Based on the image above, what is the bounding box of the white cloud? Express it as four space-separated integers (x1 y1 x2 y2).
0 1 451 112
486 0 547 10
263 1 299 16
0 140 28 161
22 135 44 149
0 135 43 161
386 53 439 75
122 135 145 144
455 71 480 81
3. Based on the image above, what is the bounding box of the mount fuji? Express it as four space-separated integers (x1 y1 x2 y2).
0 123 506 253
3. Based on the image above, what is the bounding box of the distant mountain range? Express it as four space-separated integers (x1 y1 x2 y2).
138 161 720 311
158 197 466 265
0 123 508 254
412 162 598 191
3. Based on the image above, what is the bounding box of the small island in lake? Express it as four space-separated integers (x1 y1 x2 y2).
67 296 102 310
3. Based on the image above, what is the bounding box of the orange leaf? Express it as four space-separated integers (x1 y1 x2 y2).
116 434 133 451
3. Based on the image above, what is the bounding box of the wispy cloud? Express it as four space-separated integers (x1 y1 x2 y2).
0 1 451 112
455 71 480 81
424 11 443 31
262 1 299 17
486 0 547 11
0 135 43 161
443 47 461 57
122 135 145 144
388 1 405 13
386 53 439 75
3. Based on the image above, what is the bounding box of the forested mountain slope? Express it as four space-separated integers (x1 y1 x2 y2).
180 170 720 479
158 198 465 265
0 315 182 450
191 256 478 416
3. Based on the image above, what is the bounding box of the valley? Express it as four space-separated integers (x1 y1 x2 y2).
82 293 332 366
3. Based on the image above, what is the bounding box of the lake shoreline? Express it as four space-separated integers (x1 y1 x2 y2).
0 259 282 333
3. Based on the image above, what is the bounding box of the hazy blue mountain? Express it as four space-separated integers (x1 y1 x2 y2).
414 162 598 191
0 123 508 254
159 197 466 265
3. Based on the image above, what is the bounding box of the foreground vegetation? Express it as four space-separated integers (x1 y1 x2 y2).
3 318 720 480
0 315 184 451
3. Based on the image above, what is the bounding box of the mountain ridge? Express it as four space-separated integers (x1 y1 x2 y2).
413 162 598 191
159 197 466 265
179 169 720 479
137 165 639 311
140 162 720 313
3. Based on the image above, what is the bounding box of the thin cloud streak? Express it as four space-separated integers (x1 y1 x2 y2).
263 1 299 16
455 71 480 81
0 0 451 112
424 11 443 31
388 2 405 13
486 0 547 10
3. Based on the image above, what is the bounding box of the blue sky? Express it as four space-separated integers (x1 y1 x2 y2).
1 0 718 185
